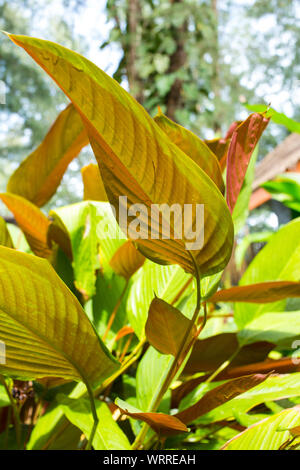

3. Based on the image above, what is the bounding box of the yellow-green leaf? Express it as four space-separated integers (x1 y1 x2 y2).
81 163 108 201
0 216 14 248
222 406 300 450
6 33 234 277
109 240 145 280
7 103 88 207
145 297 196 356
0 246 119 386
154 111 224 193
0 193 51 258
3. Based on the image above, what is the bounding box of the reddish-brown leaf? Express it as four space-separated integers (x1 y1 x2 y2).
109 240 145 280
209 281 300 303
116 399 188 435
226 113 269 213
175 373 270 426
145 297 196 356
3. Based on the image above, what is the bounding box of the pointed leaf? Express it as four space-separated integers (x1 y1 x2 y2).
226 113 269 213
127 261 192 339
0 217 13 248
115 398 188 435
154 111 224 193
145 297 196 356
109 240 145 280
222 406 300 450
0 246 119 385
6 33 234 277
81 163 108 201
175 373 269 426
7 104 88 207
209 281 300 303
199 373 300 423
0 193 51 258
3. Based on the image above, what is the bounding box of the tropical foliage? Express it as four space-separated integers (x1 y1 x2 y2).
0 33 299 451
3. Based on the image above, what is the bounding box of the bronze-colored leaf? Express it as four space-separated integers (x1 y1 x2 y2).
175 373 270 426
209 281 300 303
109 240 145 280
115 398 188 435
145 297 196 356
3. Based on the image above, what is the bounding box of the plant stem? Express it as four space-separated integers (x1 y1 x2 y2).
0 375 21 449
84 380 99 450
103 280 129 342
94 338 146 396
132 253 203 450
205 348 240 384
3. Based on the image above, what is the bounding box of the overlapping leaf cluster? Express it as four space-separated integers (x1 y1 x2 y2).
0 33 299 451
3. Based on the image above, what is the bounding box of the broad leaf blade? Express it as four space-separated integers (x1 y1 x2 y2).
209 281 300 303
7 33 234 277
222 406 300 450
115 398 188 435
7 104 88 207
154 111 224 193
145 297 196 356
59 396 131 450
226 113 269 213
0 193 51 258
0 246 119 385
175 373 269 426
110 240 145 280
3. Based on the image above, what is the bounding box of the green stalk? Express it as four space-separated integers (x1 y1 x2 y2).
132 253 204 450
84 379 99 450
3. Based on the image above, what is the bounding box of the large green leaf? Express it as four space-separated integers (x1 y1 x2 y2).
238 311 300 347
58 395 131 450
50 202 100 298
235 218 300 328
136 346 173 413
7 104 88 207
50 201 126 298
126 261 192 339
0 246 119 386
6 33 234 277
222 407 300 450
